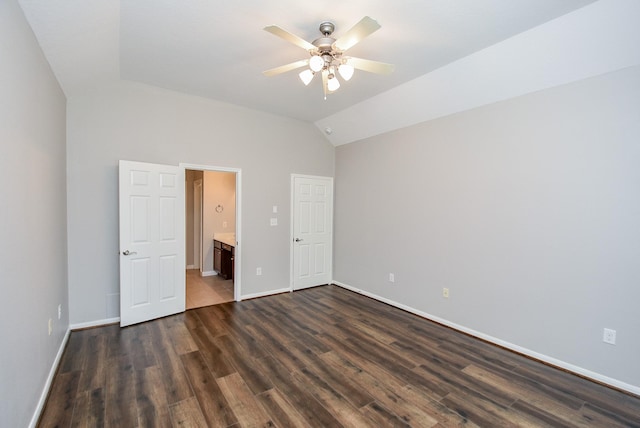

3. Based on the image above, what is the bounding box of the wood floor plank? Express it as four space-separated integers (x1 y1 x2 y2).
255 388 310 428
244 323 322 373
305 352 375 409
145 321 194 405
320 351 448 427
579 402 640 428
415 362 518 408
293 366 377 427
440 391 520 428
169 397 208 428
136 366 172 428
69 387 105 428
513 362 640 423
180 350 238 427
214 334 273 394
217 372 275 427
37 371 81 428
160 315 198 355
462 364 587 422
186 325 236 378
360 401 412 427
104 355 138 428
253 355 344 427
76 333 108 393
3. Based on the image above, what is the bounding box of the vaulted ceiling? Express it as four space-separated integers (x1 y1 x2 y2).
19 0 596 125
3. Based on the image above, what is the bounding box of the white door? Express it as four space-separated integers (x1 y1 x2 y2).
119 160 185 327
292 175 333 290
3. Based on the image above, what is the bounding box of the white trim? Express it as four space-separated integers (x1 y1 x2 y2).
28 328 71 428
186 264 197 270
180 163 242 303
332 280 640 397
290 174 334 292
240 287 291 301
201 270 217 277
193 178 203 271
70 317 120 330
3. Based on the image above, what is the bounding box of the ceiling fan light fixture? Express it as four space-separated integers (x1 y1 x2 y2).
338 63 354 81
309 55 325 72
299 69 314 86
327 74 340 92
263 17 393 98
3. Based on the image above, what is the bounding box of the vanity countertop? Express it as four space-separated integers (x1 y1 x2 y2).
213 233 235 247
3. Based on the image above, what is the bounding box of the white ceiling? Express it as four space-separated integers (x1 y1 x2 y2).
19 0 596 123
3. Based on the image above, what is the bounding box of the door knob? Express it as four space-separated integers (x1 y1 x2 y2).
295 238 303 242
122 250 137 256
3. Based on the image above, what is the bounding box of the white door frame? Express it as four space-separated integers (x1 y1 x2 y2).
181 163 242 302
290 173 334 291
193 178 202 271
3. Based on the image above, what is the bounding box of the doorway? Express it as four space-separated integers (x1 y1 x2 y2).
184 165 241 309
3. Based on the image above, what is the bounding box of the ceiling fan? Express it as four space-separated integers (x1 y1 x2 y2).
263 16 395 98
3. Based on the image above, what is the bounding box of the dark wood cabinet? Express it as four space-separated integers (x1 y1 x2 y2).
213 239 234 280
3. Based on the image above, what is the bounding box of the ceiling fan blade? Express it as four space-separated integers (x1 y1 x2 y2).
348 57 395 75
263 59 308 77
333 16 381 51
264 25 316 51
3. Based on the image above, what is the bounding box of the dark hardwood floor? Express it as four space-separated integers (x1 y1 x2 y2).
39 285 640 427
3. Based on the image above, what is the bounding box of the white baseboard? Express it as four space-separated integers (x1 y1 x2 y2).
332 280 640 397
239 287 291 301
186 264 197 270
29 327 71 428
69 317 120 330
201 270 217 277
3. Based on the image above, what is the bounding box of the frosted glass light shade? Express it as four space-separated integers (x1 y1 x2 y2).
299 69 314 86
327 75 340 92
338 64 354 81
309 55 325 72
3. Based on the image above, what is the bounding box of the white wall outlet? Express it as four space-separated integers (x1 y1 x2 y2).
58 304 62 320
272 205 278 213
603 328 616 345
48 318 52 335
270 218 278 226
389 273 395 283
223 221 227 228
256 267 262 276
442 288 450 298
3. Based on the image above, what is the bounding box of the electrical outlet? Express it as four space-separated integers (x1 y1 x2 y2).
256 267 262 276
603 328 616 345
58 304 62 320
48 318 52 336
270 218 278 226
223 221 227 228
389 273 395 283
442 288 450 298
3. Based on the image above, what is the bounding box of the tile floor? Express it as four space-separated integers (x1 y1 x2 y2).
185 269 234 309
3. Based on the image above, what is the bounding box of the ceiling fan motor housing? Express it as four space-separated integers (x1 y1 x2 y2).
318 21 335 36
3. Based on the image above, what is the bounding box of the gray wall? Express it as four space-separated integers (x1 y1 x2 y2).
334 66 640 389
66 81 334 324
0 1 68 426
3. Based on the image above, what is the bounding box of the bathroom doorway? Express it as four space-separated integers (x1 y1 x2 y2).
184 166 239 309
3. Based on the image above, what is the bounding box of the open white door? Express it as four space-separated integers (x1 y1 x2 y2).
292 175 333 290
119 160 185 327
